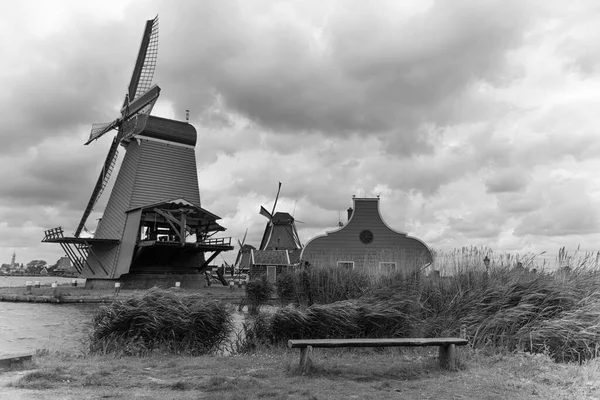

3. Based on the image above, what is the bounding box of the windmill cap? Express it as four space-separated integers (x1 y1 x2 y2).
272 212 294 224
138 115 197 146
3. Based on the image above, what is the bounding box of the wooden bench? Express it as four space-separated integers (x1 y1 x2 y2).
288 338 468 374
0 353 33 369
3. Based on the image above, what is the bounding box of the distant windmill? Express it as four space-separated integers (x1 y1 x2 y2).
234 228 254 273
258 183 302 251
42 16 233 288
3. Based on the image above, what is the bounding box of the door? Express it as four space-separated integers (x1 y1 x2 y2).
266 266 277 283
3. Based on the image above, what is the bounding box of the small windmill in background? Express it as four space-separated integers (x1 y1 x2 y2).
247 182 303 281
258 182 302 251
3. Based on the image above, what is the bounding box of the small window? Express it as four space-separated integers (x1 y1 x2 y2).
337 261 355 270
359 230 374 244
379 262 397 273
266 266 277 283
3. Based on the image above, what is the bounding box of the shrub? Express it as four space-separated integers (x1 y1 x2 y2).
89 287 233 356
245 275 274 314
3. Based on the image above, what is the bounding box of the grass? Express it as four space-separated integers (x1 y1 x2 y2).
5 347 600 399
6 246 600 398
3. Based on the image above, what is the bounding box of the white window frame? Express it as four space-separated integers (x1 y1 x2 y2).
337 261 355 270
379 262 397 272
266 266 277 283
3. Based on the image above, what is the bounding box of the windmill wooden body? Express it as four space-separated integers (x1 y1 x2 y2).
42 17 233 288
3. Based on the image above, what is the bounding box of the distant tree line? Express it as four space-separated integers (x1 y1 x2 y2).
0 258 77 277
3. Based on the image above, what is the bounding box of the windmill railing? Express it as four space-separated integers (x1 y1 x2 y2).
43 227 65 241
201 237 232 246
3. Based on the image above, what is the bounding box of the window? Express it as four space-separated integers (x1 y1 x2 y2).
359 230 374 244
337 261 355 270
266 266 277 283
379 262 397 273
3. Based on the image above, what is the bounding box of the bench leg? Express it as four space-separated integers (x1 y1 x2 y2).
299 345 313 374
439 344 456 370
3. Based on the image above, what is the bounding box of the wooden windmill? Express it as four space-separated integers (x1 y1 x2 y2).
258 183 302 251
233 229 254 273
249 183 302 280
42 16 233 289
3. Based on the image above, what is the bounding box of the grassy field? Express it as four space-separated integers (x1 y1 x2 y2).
2 347 600 399
3 247 600 398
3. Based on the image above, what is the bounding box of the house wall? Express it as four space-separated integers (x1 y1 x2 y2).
249 264 290 281
301 198 432 272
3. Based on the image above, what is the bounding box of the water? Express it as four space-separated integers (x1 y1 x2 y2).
0 276 249 357
0 302 98 356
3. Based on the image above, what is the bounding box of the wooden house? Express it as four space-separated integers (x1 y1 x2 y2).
249 248 302 282
301 197 432 274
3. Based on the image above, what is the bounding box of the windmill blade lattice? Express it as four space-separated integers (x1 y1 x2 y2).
131 16 159 101
74 137 120 237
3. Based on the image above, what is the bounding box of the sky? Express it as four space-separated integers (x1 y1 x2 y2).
2 0 600 267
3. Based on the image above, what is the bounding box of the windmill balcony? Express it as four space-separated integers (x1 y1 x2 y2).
201 237 231 246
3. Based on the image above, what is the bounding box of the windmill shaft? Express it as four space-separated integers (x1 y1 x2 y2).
120 85 161 119
74 137 120 237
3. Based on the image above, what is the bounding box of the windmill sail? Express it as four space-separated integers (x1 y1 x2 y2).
78 15 161 234
74 137 120 237
85 16 159 146
128 15 159 102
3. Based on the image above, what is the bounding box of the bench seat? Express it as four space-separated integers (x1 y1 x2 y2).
288 337 468 374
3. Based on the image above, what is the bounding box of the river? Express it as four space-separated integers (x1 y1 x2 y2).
0 276 247 357
0 276 95 356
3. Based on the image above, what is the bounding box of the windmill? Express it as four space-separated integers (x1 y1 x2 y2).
248 183 302 280
42 16 233 289
234 228 254 273
258 183 302 251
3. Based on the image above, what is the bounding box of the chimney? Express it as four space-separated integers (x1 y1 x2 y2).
347 207 353 222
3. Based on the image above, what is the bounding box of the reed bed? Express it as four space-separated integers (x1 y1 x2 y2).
244 247 600 362
89 287 233 356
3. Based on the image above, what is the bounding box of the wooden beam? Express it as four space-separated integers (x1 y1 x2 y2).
299 345 313 375
439 344 456 370
288 338 468 348
153 208 183 242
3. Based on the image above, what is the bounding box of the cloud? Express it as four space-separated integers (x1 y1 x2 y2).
149 0 533 157
514 178 600 237
485 169 530 193
5 0 600 267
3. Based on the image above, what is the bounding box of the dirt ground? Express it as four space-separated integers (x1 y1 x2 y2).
1 347 599 400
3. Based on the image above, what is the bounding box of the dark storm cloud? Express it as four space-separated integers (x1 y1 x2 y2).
1 17 141 154
147 0 531 157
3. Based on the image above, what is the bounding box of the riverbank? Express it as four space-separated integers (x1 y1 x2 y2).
0 284 248 303
2 347 599 399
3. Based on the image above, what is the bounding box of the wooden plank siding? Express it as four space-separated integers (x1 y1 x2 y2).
129 139 201 209
81 139 142 278
301 198 432 272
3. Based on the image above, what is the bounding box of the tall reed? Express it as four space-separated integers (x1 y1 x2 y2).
244 247 600 362
89 287 233 356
